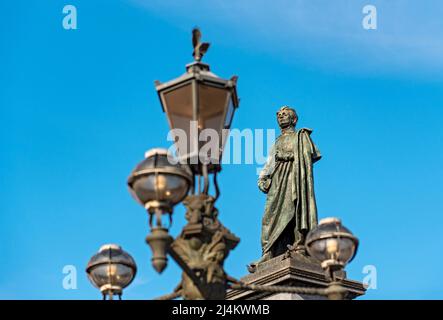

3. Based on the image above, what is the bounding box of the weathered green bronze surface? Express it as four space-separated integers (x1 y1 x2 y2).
167 194 240 300
252 106 321 269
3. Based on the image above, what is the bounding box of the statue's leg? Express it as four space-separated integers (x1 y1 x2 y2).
284 228 308 258
247 223 272 273
294 229 305 246
251 205 274 269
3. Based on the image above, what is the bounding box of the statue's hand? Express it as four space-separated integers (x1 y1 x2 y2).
258 176 271 194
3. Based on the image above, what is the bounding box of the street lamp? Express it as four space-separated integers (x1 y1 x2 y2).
128 148 192 219
306 217 359 273
305 217 359 299
124 29 241 299
154 28 239 184
128 148 192 273
86 244 137 300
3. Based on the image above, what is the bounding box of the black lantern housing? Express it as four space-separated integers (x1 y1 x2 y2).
155 34 239 175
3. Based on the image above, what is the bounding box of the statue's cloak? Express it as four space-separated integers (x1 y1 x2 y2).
259 128 321 255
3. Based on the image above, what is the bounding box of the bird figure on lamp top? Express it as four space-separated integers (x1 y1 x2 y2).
192 28 210 62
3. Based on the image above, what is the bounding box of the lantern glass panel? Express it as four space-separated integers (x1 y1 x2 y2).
88 264 134 289
335 237 356 263
198 84 229 134
309 237 356 265
163 83 193 133
163 83 195 159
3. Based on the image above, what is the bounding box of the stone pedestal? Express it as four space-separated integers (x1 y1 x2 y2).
226 253 366 300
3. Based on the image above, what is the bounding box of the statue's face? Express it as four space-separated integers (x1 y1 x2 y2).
277 109 296 128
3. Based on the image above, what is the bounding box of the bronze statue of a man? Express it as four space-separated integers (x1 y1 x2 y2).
254 106 321 266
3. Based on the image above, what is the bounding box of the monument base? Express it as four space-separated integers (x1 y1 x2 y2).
226 252 366 300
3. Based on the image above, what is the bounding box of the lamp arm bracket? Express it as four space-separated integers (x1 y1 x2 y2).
167 245 203 288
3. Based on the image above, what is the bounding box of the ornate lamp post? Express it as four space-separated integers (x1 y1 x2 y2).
86 244 137 300
127 29 240 300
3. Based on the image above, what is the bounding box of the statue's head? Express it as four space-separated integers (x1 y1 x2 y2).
277 106 298 129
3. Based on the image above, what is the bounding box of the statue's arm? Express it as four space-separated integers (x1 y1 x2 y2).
257 145 276 194
258 176 271 194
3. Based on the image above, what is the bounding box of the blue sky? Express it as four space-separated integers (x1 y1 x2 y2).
1 0 443 299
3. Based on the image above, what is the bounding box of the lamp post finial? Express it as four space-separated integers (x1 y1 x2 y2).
192 28 210 62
